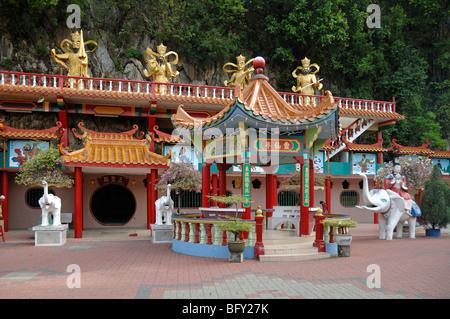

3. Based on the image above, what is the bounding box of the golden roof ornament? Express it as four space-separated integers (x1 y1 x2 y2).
51 29 97 79
223 55 254 89
143 43 179 85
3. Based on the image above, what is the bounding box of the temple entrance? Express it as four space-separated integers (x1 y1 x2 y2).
91 184 136 226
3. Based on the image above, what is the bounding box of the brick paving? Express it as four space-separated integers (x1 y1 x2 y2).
0 225 449 302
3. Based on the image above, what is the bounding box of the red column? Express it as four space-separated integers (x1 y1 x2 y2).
254 206 265 259
300 161 310 236
309 158 315 207
266 173 273 209
272 175 277 209
313 212 326 252
325 175 331 215
218 163 227 208
1 171 8 232
202 163 211 208
74 167 83 238
373 179 379 224
147 169 158 228
211 174 218 206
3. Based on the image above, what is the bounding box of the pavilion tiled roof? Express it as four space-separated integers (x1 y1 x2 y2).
391 139 434 156
61 122 171 167
0 119 64 139
172 73 337 130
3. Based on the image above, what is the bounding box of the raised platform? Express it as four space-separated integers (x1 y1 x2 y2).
150 224 173 243
31 224 68 246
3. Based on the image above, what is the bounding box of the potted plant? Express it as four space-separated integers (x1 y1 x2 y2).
207 194 247 217
155 162 202 214
420 165 450 237
322 219 357 257
15 145 74 188
215 216 254 262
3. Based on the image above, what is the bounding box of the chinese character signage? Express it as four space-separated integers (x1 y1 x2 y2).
242 163 251 208
250 136 302 157
302 162 310 206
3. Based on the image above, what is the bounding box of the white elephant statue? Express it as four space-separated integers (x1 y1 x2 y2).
155 183 174 225
356 172 421 240
38 181 62 226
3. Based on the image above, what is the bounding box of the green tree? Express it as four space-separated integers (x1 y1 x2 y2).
420 165 450 230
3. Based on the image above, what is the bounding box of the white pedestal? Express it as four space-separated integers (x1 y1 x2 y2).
32 224 68 246
150 224 173 243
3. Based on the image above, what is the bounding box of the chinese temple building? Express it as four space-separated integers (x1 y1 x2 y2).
0 35 448 241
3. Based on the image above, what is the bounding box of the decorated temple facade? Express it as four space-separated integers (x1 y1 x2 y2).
0 32 448 237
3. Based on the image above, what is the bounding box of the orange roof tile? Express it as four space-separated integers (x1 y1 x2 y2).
172 74 337 130
149 125 184 143
61 122 171 167
339 108 404 120
342 137 392 152
391 139 434 155
0 119 64 139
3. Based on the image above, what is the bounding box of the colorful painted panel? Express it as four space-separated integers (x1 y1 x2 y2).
163 144 200 170
6 140 50 169
432 158 449 175
352 153 376 175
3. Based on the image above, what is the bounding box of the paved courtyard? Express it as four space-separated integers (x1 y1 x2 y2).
0 224 449 303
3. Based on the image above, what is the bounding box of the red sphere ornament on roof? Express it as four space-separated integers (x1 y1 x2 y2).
253 56 265 74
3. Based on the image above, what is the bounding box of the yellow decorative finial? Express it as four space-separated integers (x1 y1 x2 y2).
256 205 263 217
316 208 323 215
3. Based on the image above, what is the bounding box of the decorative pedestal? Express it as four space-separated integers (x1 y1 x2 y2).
32 224 68 246
150 224 173 243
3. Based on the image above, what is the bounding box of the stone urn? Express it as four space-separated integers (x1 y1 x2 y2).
335 234 352 257
227 240 246 263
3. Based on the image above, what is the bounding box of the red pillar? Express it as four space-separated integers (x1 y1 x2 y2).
218 164 227 208
272 175 277 208
266 173 273 209
300 160 310 236
202 163 211 208
211 174 218 206
254 206 265 259
74 167 83 238
147 169 158 227
325 175 331 215
313 212 326 252
1 171 8 232
309 158 315 207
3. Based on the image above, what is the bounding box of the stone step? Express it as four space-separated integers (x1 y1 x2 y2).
263 242 317 255
259 251 331 262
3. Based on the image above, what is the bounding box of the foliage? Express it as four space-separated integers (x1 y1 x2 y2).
155 162 202 193
420 165 450 230
322 219 357 229
375 156 433 190
215 216 254 240
0 0 448 147
15 146 74 188
207 194 249 216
